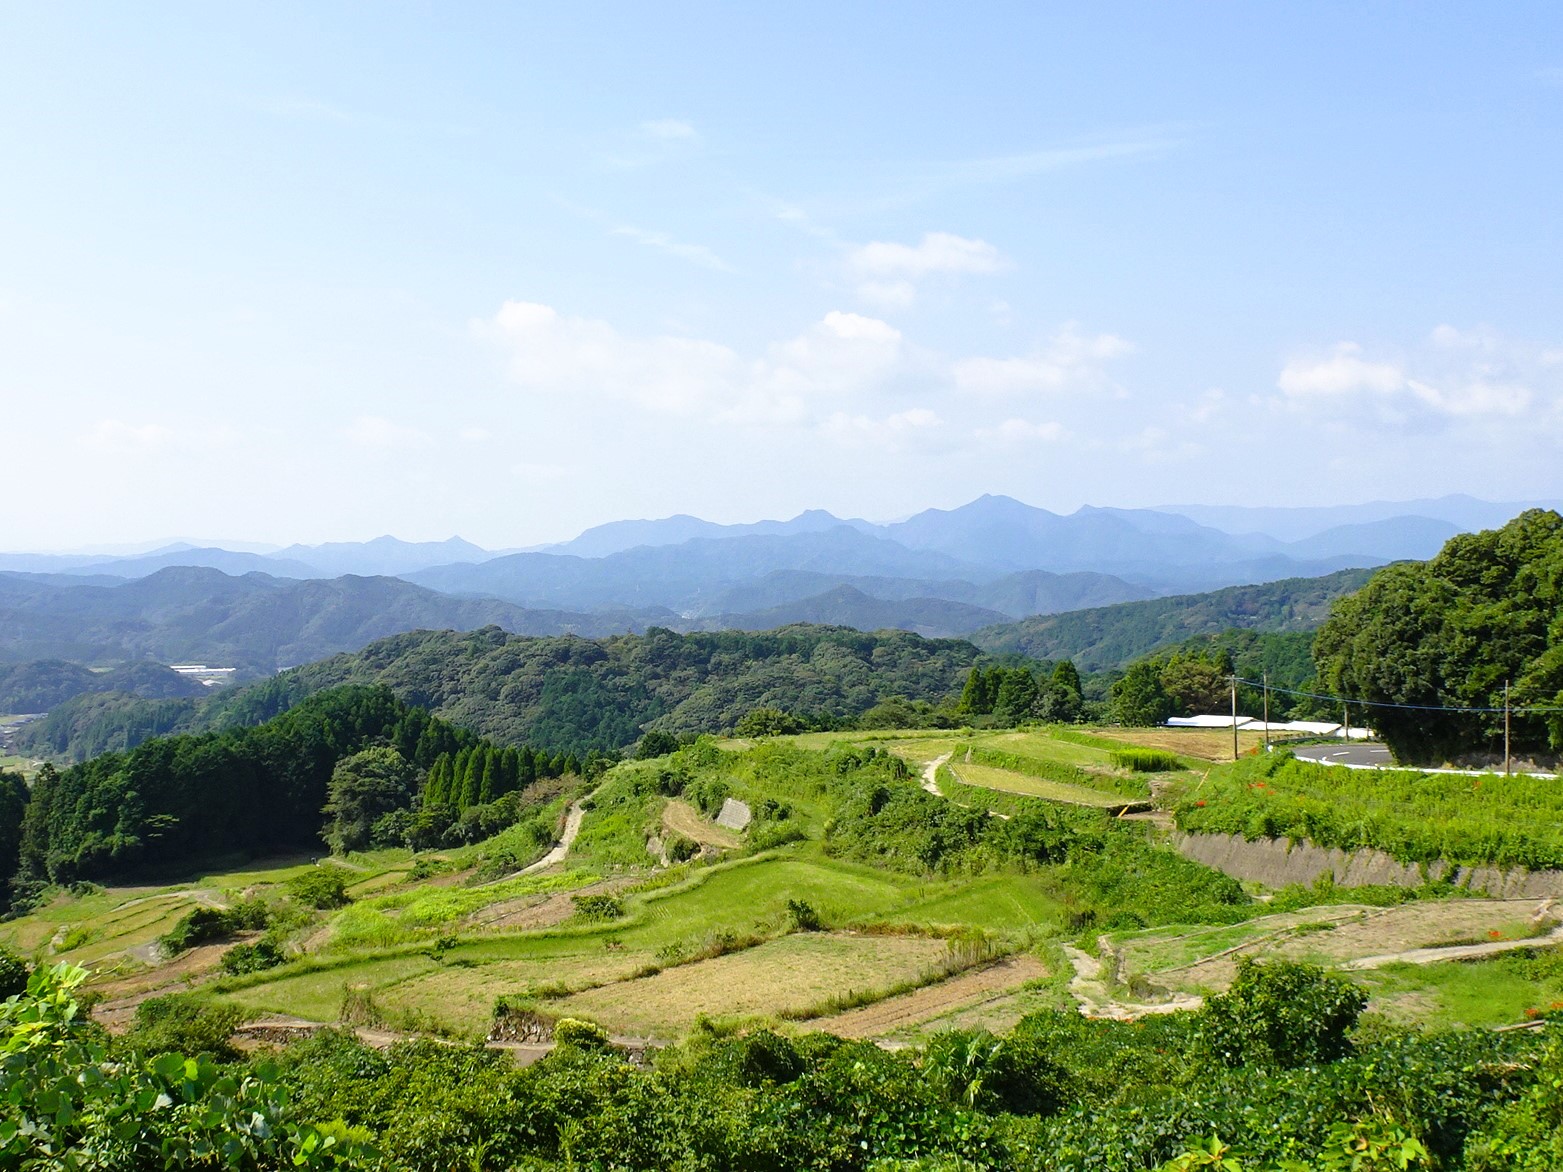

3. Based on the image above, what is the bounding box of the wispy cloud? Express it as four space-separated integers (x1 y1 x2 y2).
640 119 699 141
611 223 735 272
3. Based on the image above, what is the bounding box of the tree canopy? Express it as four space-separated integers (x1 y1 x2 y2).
1313 509 1563 764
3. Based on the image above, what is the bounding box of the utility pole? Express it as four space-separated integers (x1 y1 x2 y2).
1262 672 1271 753
1505 680 1512 777
1231 676 1239 762
1341 701 1349 742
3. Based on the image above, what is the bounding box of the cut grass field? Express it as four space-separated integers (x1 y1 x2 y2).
945 760 1144 807
552 932 951 1038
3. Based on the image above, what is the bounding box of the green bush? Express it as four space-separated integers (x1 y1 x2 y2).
552 1016 612 1051
160 899 270 954
120 992 244 1060
571 894 624 921
289 868 351 909
2 964 370 1168
1197 958 1367 1069
1110 748 1184 772
221 938 286 975
0 945 28 999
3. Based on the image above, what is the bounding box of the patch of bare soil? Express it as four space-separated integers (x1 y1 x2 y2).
466 877 632 931
808 953 1048 1039
91 935 258 1032
1167 899 1561 991
662 799 742 850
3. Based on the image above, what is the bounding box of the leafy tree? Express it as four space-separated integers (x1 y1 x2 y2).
637 729 679 758
1111 659 1173 726
322 747 421 854
1197 958 1366 1069
733 707 805 737
1314 509 1563 763
0 769 27 913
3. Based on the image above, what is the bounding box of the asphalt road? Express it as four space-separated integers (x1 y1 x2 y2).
1290 742 1394 768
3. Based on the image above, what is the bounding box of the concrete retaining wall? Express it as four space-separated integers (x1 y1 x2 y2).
1173 831 1563 899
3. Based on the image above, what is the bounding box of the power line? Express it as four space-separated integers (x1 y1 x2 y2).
1230 676 1563 717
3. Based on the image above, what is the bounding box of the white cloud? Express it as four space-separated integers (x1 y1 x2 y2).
1277 343 1403 397
482 300 740 413
78 419 174 453
458 426 491 443
855 280 918 309
845 232 1009 306
343 415 433 449
848 232 1007 279
480 302 905 420
641 118 698 141
820 407 942 448
1277 332 1547 420
953 323 1134 395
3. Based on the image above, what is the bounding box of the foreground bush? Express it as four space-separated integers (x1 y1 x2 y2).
0 963 368 1169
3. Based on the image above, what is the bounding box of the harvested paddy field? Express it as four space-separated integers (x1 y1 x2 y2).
550 932 952 1038
805 952 1049 1039
946 760 1142 807
661 798 742 850
1111 898 1563 998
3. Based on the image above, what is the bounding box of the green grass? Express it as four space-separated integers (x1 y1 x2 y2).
882 874 1066 933
946 760 1144 808
1354 948 1563 1029
1176 752 1563 869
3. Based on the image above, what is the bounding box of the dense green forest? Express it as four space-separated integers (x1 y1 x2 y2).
1313 509 1563 764
974 567 1374 671
0 659 206 713
15 625 983 761
1106 631 1323 725
2 686 574 904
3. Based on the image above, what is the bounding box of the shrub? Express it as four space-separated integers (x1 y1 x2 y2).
1111 748 1184 772
221 938 286 975
160 899 270 954
1197 958 1367 1069
787 899 823 931
665 832 700 862
289 868 351 909
552 1016 612 1051
0 945 28 999
121 993 244 1060
571 894 624 921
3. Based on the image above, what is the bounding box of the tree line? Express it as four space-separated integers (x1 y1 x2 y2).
0 685 578 911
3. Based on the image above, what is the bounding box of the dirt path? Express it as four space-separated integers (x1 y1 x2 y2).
519 802 586 875
1339 921 1563 971
1063 943 1204 1020
807 953 1047 1039
921 754 951 796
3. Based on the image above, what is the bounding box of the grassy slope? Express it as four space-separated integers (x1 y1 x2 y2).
9 723 1562 1041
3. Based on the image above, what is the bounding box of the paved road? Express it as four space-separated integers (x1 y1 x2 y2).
1291 742 1394 768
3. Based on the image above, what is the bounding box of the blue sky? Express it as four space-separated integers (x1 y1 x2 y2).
2 3 1560 548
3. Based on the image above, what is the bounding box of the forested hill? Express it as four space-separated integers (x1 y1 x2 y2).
278 625 981 753
0 567 662 673
16 625 983 762
972 567 1376 671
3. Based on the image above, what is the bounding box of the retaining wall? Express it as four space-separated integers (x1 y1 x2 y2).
1173 831 1563 899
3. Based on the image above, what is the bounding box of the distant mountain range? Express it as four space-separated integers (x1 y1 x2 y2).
0 495 1551 686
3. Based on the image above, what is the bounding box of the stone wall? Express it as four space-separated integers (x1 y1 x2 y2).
1173 831 1563 899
